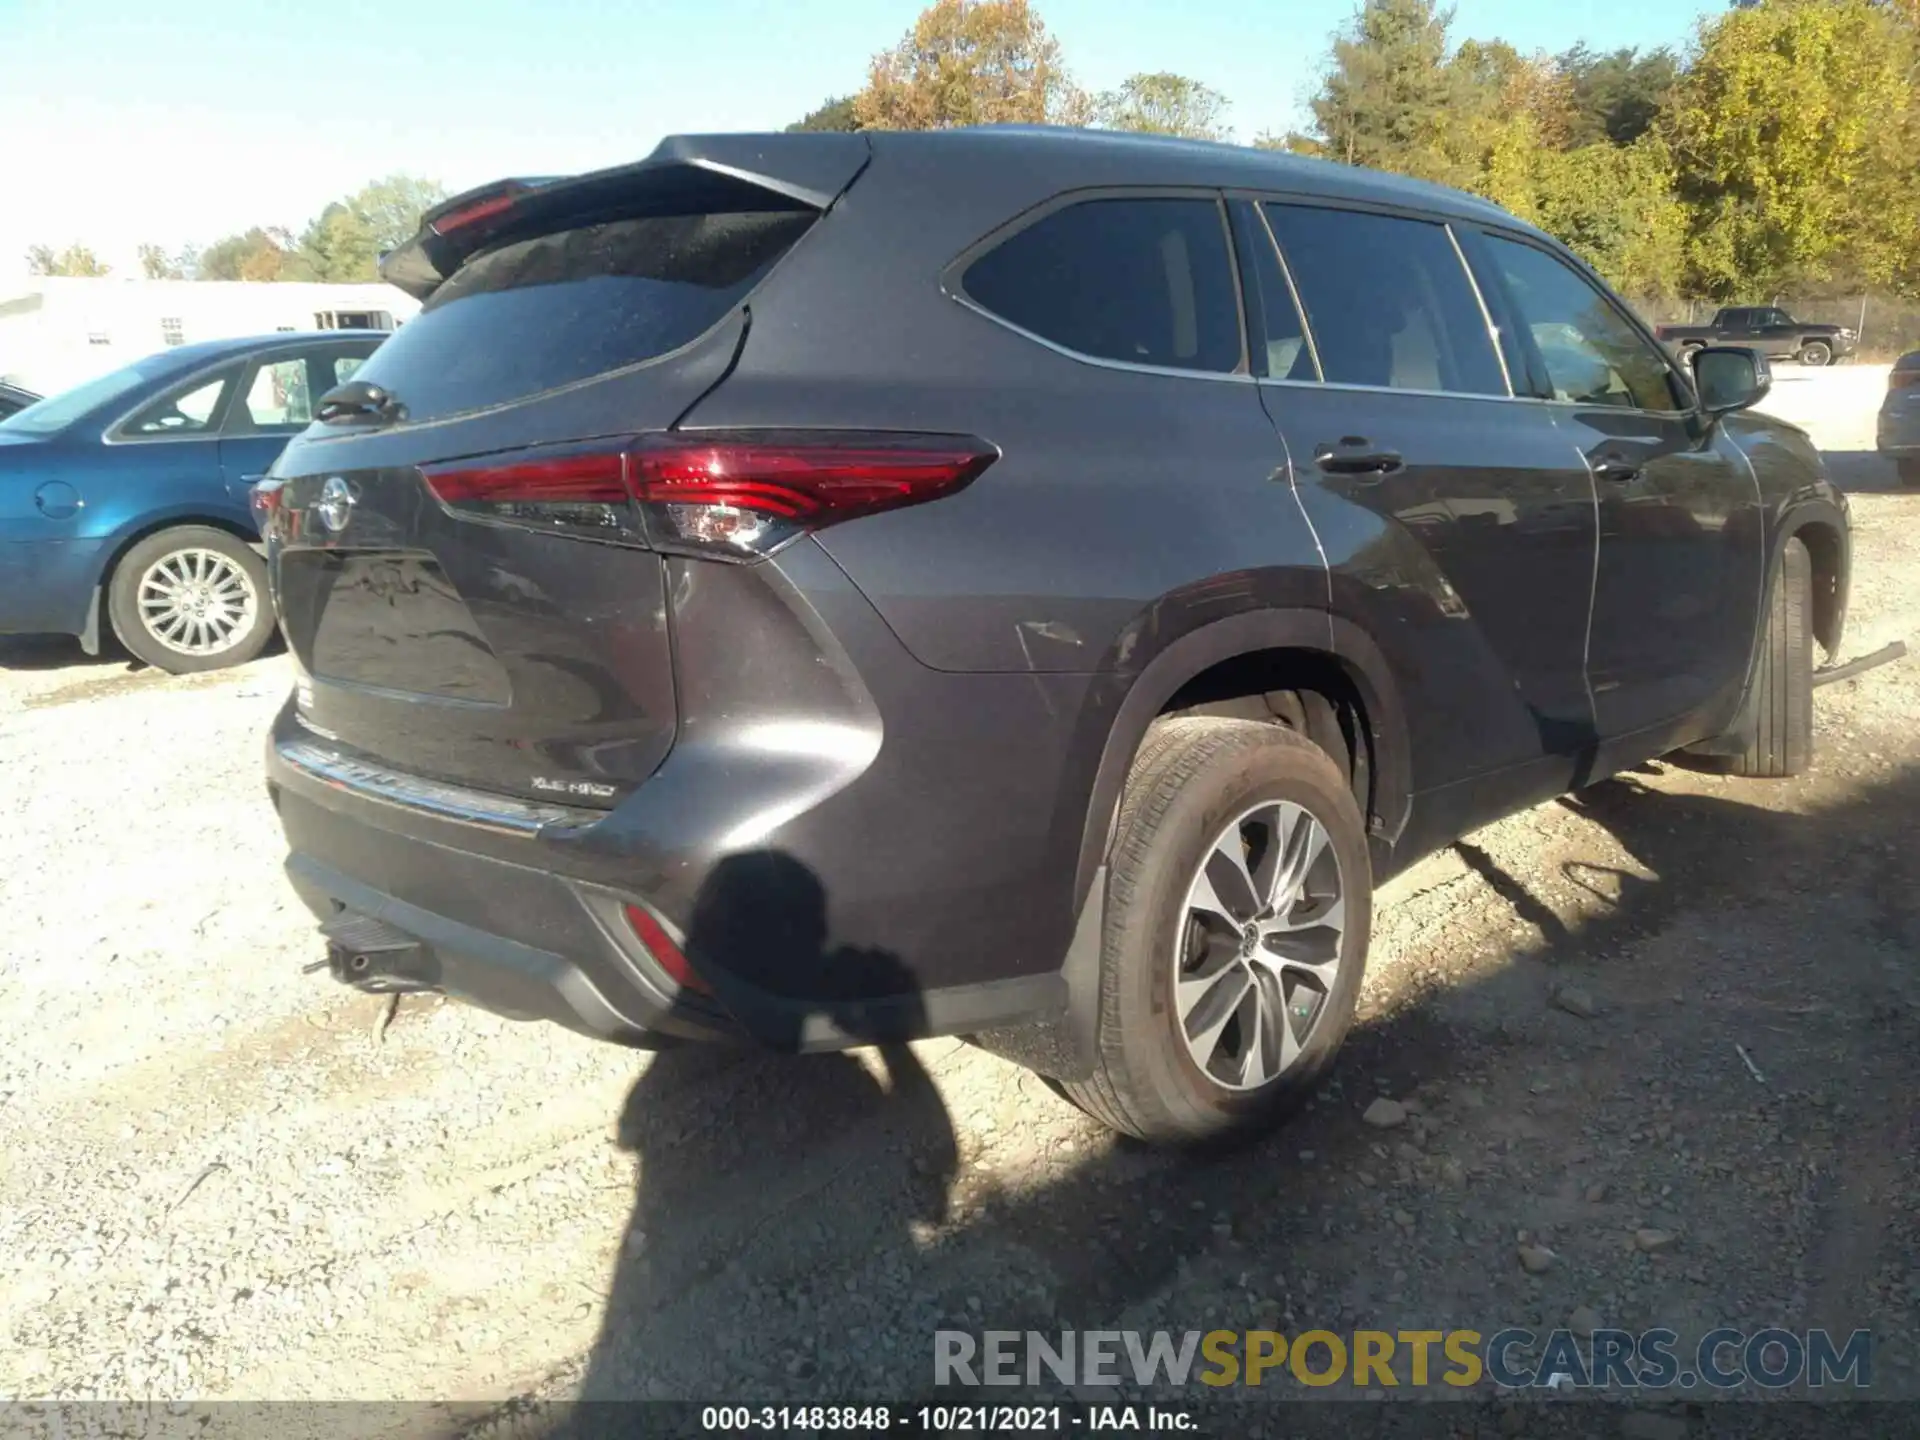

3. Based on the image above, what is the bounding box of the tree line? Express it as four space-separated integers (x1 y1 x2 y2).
25 175 448 284
794 0 1919 305
26 0 1920 308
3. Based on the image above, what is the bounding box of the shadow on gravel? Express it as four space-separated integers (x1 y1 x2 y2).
539 766 1919 1437
0 634 130 672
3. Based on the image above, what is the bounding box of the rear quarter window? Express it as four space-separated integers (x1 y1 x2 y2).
344 209 815 424
961 197 1243 375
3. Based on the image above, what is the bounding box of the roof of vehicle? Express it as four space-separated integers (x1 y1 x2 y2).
389 127 1546 299
862 125 1526 227
155 330 383 366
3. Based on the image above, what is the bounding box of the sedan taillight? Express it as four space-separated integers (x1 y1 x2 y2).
420 431 997 560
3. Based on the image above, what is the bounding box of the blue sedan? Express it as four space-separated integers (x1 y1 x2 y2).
0 332 381 671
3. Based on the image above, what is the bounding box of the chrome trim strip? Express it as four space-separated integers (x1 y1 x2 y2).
946 290 1260 385
1252 201 1325 382
276 738 599 836
1447 223 1514 398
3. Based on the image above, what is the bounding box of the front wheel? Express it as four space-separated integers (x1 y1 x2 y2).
1797 340 1833 367
1717 537 1813 778
1057 717 1372 1146
108 526 275 674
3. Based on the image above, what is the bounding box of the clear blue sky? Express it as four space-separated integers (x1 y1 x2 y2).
1 0 1724 281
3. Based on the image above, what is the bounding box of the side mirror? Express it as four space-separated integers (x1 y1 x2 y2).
1691 346 1771 417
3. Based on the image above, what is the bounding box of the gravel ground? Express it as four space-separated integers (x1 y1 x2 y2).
1 366 1914 1433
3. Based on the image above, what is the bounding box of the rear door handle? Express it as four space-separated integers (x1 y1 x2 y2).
1591 456 1643 484
1313 438 1404 477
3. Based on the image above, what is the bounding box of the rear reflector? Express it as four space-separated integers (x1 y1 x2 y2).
421 432 997 560
623 903 712 994
250 477 287 530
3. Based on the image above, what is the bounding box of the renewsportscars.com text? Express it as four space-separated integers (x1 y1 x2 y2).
934 1328 1873 1391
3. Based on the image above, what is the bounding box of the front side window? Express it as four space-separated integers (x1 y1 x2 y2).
962 197 1243 374
1477 234 1681 412
122 372 234 436
1263 204 1506 397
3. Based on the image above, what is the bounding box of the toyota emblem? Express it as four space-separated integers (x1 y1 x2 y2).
317 476 355 533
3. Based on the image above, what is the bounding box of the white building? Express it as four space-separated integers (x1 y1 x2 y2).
0 277 422 395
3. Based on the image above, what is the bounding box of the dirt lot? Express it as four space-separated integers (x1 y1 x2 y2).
2 366 1915 1431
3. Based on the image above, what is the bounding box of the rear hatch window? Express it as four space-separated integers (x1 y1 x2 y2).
344 209 815 425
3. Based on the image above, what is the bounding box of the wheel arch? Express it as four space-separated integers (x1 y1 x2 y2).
1782 508 1847 657
98 511 258 592
95 512 263 645
1070 608 1412 909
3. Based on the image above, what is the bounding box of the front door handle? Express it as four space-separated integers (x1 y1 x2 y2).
1592 455 1644 484
1314 438 1404 477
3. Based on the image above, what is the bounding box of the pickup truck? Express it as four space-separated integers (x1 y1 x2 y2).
1655 307 1857 366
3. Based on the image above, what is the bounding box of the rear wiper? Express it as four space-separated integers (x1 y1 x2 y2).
316 379 405 425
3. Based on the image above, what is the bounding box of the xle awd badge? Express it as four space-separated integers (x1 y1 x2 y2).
317 476 355 533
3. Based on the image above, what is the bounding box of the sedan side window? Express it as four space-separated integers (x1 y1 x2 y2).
237 357 316 431
1262 203 1507 397
1476 234 1682 413
122 372 234 436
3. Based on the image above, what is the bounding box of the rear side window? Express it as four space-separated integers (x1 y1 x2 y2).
962 198 1243 374
344 210 815 424
1263 204 1506 397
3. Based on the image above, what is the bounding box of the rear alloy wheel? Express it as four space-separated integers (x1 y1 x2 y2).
108 526 275 674
1058 717 1371 1145
1797 340 1833 367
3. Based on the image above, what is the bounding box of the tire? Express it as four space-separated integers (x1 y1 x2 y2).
107 526 275 674
1057 717 1372 1146
1898 458 1920 486
1721 537 1813 778
1797 340 1833 367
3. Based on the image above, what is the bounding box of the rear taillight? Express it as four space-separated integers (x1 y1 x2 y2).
623 903 712 995
420 432 997 560
1892 370 1920 391
250 477 286 531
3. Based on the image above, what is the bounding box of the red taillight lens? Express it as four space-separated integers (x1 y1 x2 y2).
250 478 286 531
430 185 528 235
420 432 997 560
623 903 712 995
1892 369 1920 391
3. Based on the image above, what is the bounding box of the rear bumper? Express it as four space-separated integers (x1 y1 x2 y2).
270 766 1068 1051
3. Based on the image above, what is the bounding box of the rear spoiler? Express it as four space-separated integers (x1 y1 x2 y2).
379 132 872 301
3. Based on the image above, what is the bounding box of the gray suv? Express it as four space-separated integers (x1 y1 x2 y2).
258 128 1849 1144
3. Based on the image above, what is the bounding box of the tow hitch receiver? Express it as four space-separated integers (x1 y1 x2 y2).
307 912 442 994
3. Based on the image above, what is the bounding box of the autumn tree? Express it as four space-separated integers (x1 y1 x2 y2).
1557 44 1678 148
1664 0 1912 297
298 203 380 282
788 95 861 132
1295 0 1478 184
197 228 307 283
853 0 1090 130
25 244 110 277
137 244 190 280
341 174 447 255
1094 72 1230 140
